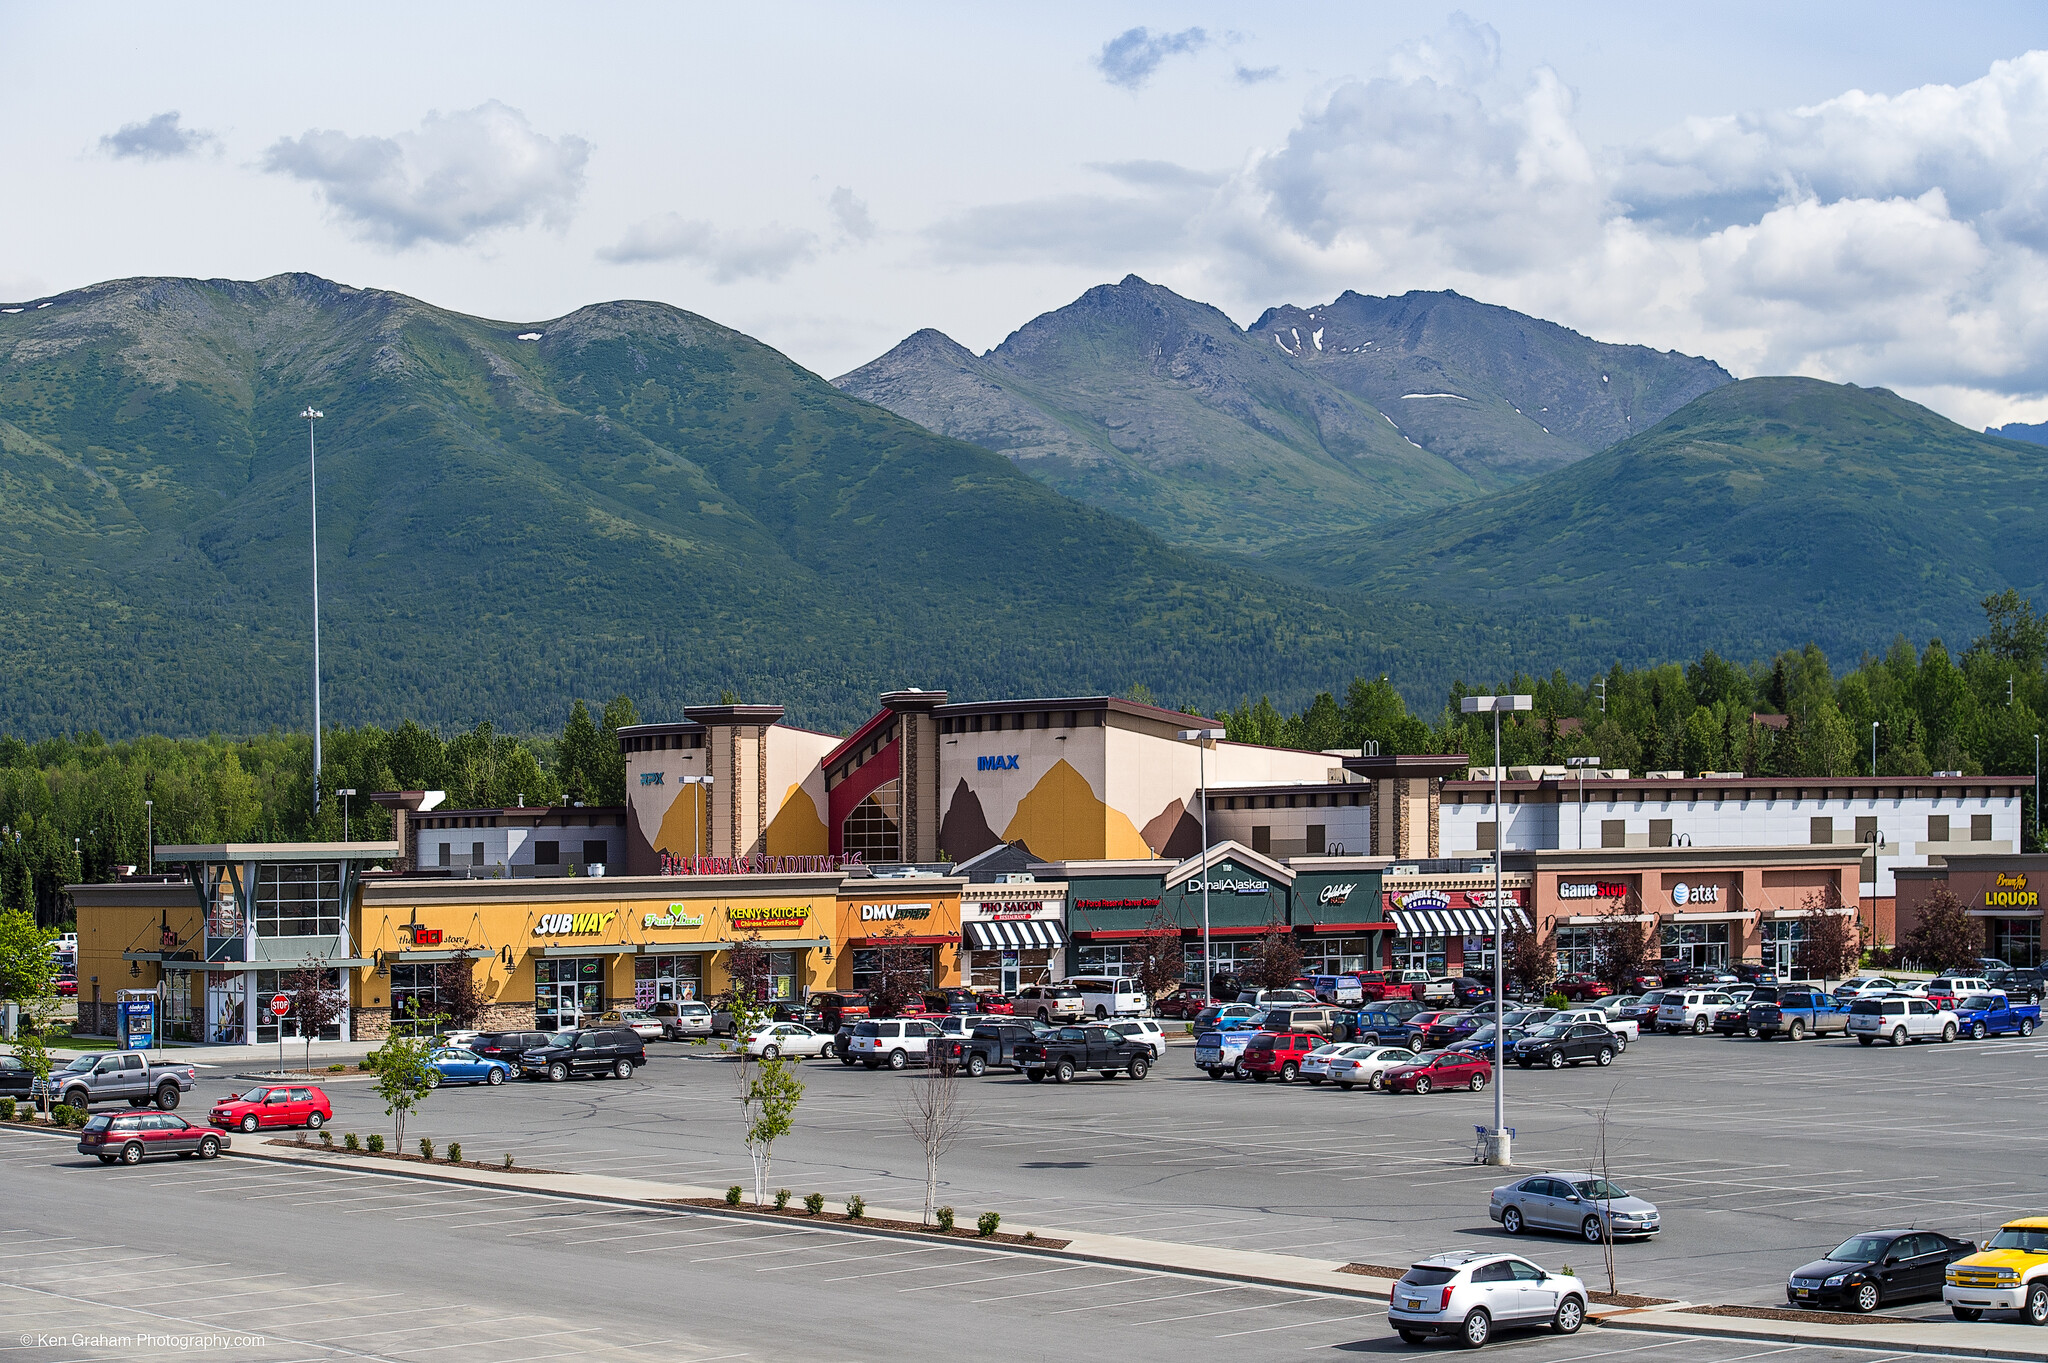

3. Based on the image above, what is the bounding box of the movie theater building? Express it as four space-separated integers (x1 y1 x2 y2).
617 705 843 871
1895 854 2048 968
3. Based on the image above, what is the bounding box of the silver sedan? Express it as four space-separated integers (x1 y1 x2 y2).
1490 1171 1661 1242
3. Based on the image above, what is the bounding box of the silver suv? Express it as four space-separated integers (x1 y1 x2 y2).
1388 1250 1589 1347
847 1018 945 1069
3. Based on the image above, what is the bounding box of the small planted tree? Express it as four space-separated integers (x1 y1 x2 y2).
739 1057 804 1207
899 1049 973 1226
1130 909 1187 1007
374 1001 440 1152
1792 889 1862 986
1903 885 1983 973
284 954 346 1073
862 930 933 1019
1591 906 1654 994
435 950 490 1034
1248 918 1303 991
1502 917 1556 998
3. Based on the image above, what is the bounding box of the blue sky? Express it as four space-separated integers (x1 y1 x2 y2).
5 2 2047 425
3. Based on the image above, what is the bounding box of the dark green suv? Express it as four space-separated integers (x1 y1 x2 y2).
517 1028 645 1082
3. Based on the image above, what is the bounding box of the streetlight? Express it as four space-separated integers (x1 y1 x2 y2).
1460 693 1532 1167
1566 756 1601 850
144 799 153 876
337 789 357 842
1870 721 1879 778
1179 727 1228 1003
301 406 325 814
677 776 715 864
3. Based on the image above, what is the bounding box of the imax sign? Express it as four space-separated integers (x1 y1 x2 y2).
977 755 1020 771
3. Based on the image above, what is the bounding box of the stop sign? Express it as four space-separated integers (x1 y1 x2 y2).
269 993 290 1017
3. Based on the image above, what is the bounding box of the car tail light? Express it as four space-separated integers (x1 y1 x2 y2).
1439 1286 1455 1311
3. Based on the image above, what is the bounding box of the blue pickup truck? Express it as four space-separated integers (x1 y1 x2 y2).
1750 987 1852 1040
1953 992 2040 1039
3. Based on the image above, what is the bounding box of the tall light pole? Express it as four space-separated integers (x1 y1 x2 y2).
2035 734 2041 852
1179 727 1227 1003
144 799 153 876
301 407 325 814
1461 693 1532 1166
1870 721 1879 778
337 789 357 842
1567 755 1601 849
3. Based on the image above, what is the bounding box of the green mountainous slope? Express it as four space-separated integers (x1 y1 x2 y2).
1247 290 1731 484
0 273 1507 738
1269 377 2048 663
834 276 1478 553
836 278 1729 553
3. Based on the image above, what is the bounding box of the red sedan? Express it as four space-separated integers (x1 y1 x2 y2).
208 1084 332 1134
1384 1050 1492 1094
1557 976 1613 1001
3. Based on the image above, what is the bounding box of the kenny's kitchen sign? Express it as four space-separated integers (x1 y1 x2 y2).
728 905 812 930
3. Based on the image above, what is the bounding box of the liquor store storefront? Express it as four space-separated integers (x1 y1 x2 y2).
1897 855 2048 969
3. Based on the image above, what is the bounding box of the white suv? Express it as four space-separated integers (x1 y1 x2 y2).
1846 996 1959 1046
1387 1251 1589 1348
1834 977 1898 1000
846 1018 945 1069
1108 1018 1167 1058
1656 990 1735 1034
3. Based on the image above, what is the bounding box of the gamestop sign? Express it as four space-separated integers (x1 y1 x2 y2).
1558 881 1630 901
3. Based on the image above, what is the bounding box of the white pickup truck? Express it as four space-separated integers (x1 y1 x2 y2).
40 1051 197 1110
1555 1007 1637 1045
1846 995 1960 1046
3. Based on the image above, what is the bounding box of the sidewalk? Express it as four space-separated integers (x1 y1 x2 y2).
208 1135 2047 1360
18 1039 378 1069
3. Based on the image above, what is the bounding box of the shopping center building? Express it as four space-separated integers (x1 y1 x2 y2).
1895 853 2048 968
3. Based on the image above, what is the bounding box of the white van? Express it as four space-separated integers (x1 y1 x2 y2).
1069 976 1148 1020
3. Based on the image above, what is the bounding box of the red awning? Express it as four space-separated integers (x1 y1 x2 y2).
847 935 959 947
1071 930 1157 941
1202 925 1278 937
1307 922 1393 933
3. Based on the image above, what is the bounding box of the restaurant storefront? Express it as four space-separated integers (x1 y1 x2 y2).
960 882 1068 993
1056 844 1293 982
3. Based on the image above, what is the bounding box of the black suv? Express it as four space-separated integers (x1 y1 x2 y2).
959 1021 1045 1076
1512 1021 1618 1069
518 1028 646 1082
471 1031 551 1066
1988 968 2046 1002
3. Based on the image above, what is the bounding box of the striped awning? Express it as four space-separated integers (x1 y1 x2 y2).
964 919 1068 950
1388 905 1530 937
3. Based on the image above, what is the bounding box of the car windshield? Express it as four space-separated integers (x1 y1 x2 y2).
1531 1024 1572 1039
62 1056 96 1073
1961 996 1999 1010
1572 1179 1629 1200
1827 1235 1892 1262
237 1086 271 1101
1989 1229 2048 1253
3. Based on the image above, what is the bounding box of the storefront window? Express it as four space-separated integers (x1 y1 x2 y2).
1391 935 1447 976
1555 928 1597 976
389 963 439 1035
1660 922 1730 969
635 955 703 1006
1993 919 2040 969
536 957 604 1030
842 779 902 863
1299 936 1377 974
851 945 934 993
1076 945 1132 977
770 951 797 1001
1762 920 1805 975
254 967 344 1044
1183 941 1259 984
254 863 343 938
206 972 246 1045
969 948 1052 993
1461 934 1498 975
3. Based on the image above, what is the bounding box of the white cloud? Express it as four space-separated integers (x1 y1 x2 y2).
262 100 588 248
1095 27 1207 90
828 187 875 242
599 214 818 281
100 111 215 160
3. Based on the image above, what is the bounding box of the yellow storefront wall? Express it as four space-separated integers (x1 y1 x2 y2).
69 884 205 1037
831 887 965 992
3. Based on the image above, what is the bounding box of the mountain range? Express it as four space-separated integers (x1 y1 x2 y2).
835 277 1730 553
0 273 1502 738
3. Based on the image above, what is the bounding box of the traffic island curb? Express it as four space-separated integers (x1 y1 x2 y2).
1602 1308 2048 1361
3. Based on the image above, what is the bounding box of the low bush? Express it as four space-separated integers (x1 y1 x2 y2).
318 1129 334 1147
447 1142 462 1164
725 1185 743 1207
846 1194 866 1220
366 1134 385 1153
343 1132 360 1151
50 1104 83 1127
0 1097 14 1120
977 1211 1001 1237
1023 1230 1036 1242
503 1152 515 1169
1544 992 1570 1010
803 1193 824 1215
327 1063 345 1073
419 1138 435 1160
773 1188 791 1210
936 1206 954 1232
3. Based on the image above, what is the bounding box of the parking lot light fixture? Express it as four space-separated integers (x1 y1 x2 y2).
1179 727 1227 1003
1461 694 1531 1166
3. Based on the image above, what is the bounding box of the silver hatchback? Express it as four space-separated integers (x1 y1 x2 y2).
1388 1251 1589 1347
1490 1171 1661 1241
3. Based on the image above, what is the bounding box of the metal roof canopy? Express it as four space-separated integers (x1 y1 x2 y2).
156 842 400 863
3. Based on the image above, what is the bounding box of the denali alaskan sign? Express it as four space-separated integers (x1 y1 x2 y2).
1559 881 1629 901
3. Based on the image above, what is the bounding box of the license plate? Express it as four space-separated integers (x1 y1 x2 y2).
1405 1299 1422 1310
1795 1288 1810 1297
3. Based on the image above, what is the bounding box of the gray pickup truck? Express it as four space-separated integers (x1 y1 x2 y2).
41 1051 197 1111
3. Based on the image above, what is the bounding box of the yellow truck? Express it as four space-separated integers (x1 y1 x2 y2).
1944 1218 2048 1323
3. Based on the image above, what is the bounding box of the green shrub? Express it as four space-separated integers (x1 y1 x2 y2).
318 1129 333 1147
360 1049 384 1071
977 1211 1001 1237
366 1134 385 1153
1544 992 1569 1010
503 1152 515 1169
327 1063 345 1073
343 1132 360 1151
50 1104 82 1127
447 1142 462 1164
725 1185 743 1206
0 1097 14 1120
773 1188 791 1210
419 1138 435 1160
803 1193 824 1215
846 1194 866 1220
936 1206 955 1232
1023 1230 1036 1242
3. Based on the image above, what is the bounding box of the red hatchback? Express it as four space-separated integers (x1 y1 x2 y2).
208 1084 332 1134
1239 1031 1321 1083
1384 1050 1492 1094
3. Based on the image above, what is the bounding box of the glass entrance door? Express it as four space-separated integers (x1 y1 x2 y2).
1000 950 1020 996
1762 920 1804 975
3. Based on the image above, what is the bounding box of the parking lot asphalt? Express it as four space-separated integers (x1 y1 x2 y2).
205 1026 2048 1312
0 1128 2012 1363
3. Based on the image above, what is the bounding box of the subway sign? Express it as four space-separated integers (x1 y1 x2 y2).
534 912 618 936
1987 872 2039 908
